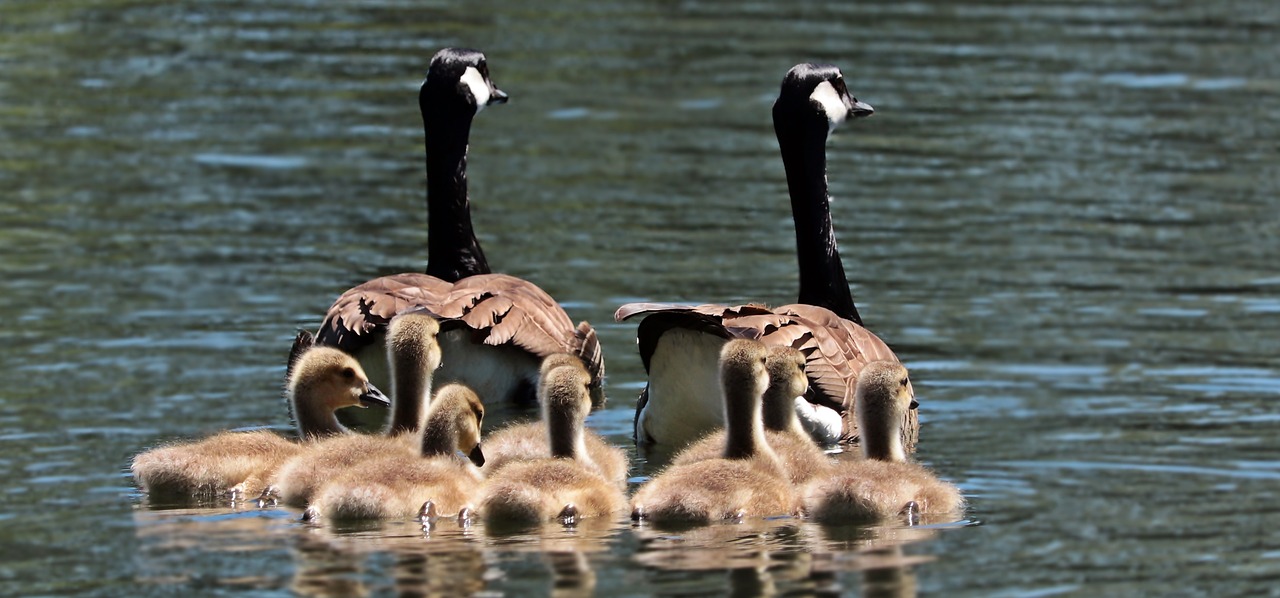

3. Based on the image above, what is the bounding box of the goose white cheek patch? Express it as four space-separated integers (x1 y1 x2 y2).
459 66 491 111
810 80 848 139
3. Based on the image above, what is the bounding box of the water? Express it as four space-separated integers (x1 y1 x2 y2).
2 0 1279 595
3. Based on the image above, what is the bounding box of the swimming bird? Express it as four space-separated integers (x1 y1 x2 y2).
130 343 389 501
616 63 914 450
267 312 444 507
478 357 626 526
668 346 832 486
802 361 963 523
630 340 800 524
309 48 603 429
479 354 628 488
304 383 487 521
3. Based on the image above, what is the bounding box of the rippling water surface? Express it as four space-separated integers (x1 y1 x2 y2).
2 0 1278 595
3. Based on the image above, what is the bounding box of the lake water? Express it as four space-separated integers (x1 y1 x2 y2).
2 0 1278 595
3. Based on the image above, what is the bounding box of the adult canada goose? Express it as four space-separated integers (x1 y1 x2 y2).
477 358 626 526
479 354 628 488
266 312 444 507
130 344 389 500
803 361 963 523
630 340 800 524
310 48 604 428
669 346 831 486
616 63 914 450
304 383 487 522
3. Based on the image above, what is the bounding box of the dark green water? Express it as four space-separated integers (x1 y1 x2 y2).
2 0 1279 595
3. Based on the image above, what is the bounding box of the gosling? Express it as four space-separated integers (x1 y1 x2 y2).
478 357 626 526
480 354 628 488
304 383 487 522
802 361 964 523
630 339 800 524
130 342 389 500
669 346 832 485
267 312 443 507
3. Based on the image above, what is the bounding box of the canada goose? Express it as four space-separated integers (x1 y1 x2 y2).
630 340 799 524
479 354 629 488
477 358 626 526
130 344 389 500
304 383 487 521
803 361 963 523
309 47 604 428
266 312 444 507
616 63 915 450
669 346 832 485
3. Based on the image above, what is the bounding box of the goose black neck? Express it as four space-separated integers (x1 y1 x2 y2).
775 113 862 325
422 96 490 282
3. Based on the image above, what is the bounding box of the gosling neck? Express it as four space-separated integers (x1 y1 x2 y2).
761 380 808 438
721 378 774 462
386 344 434 437
774 107 861 325
422 91 489 282
420 406 461 458
289 382 348 440
858 405 907 462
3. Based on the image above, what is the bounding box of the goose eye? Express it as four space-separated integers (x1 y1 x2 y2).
341 368 356 380
900 377 909 387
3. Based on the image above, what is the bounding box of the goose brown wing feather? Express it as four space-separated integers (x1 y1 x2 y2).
316 273 603 390
614 301 916 446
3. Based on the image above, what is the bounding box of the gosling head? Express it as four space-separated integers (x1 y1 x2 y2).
421 47 509 116
387 310 443 372
762 346 809 432
774 63 873 141
288 347 390 412
286 347 389 438
427 383 486 467
854 361 917 462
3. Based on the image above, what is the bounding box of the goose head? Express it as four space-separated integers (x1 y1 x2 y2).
287 347 390 437
422 383 486 466
853 361 917 462
774 63 873 141
420 47 509 117
384 311 444 435
762 346 809 433
538 354 594 460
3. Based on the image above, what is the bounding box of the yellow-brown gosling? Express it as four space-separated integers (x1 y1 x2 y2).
479 354 628 489
669 346 832 485
266 312 442 507
477 358 626 526
130 343 388 500
802 361 964 523
304 383 487 522
630 339 800 524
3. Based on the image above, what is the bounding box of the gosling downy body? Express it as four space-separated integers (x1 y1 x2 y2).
309 48 603 428
630 340 799 524
803 361 963 523
130 342 389 500
479 357 626 526
268 313 442 507
480 354 629 489
305 384 487 521
616 63 913 450
670 346 832 485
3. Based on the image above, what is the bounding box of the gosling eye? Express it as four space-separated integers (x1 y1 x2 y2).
341 368 356 380
900 377 909 387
